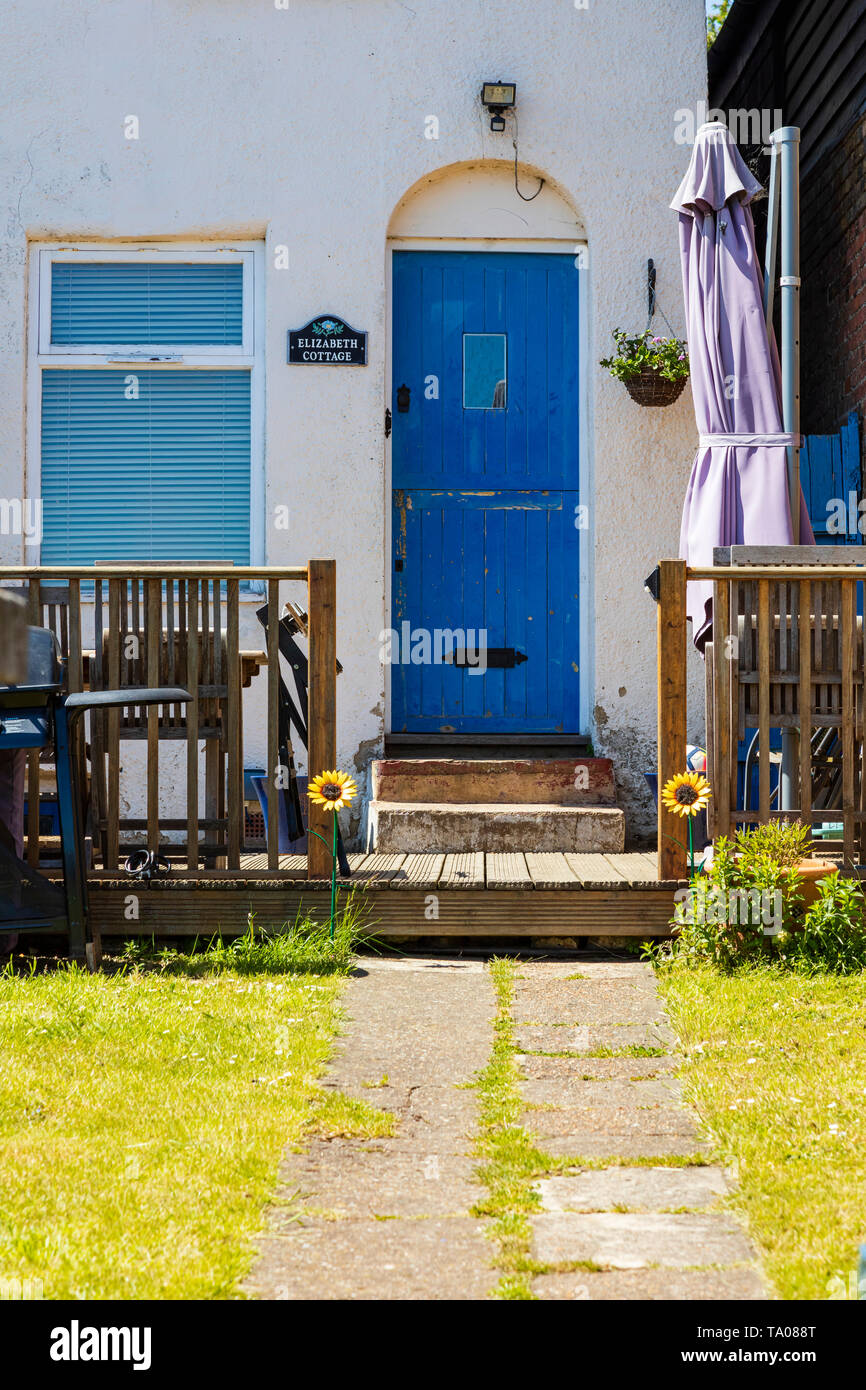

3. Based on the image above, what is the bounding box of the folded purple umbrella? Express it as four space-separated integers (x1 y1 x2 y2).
671 122 814 650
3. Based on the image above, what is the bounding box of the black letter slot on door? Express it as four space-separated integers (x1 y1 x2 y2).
447 647 528 669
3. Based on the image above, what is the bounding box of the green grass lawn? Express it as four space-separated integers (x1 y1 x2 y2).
658 962 866 1300
0 926 389 1300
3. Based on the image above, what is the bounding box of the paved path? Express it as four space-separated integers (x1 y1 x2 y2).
247 954 766 1301
515 960 767 1300
246 957 495 1300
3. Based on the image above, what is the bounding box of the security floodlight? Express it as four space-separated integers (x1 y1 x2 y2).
481 81 516 132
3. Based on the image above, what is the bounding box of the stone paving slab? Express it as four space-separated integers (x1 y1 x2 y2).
532 1211 756 1269
515 1022 675 1055
535 1166 729 1213
246 957 494 1301
277 1139 481 1219
522 1077 682 1108
517 1053 677 1081
525 1103 699 1141
251 1217 493 1301
535 1133 712 1159
517 962 655 981
514 979 666 1027
533 1268 767 1300
516 959 766 1298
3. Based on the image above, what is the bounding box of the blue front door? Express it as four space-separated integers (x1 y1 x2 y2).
390 250 581 733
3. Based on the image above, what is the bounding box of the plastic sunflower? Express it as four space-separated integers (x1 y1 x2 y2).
308 770 358 813
661 771 712 819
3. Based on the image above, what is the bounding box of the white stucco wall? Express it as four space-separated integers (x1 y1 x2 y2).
0 0 708 843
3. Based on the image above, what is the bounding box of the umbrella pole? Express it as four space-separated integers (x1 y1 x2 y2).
776 126 802 812
778 126 801 545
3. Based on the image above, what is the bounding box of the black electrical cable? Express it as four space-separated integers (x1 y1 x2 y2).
511 111 545 202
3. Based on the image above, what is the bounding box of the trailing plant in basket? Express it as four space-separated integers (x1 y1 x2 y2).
600 328 690 384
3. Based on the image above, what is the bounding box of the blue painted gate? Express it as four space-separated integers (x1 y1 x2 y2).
390 250 581 733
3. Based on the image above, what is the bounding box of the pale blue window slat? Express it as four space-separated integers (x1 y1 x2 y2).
41 369 251 564
51 262 244 345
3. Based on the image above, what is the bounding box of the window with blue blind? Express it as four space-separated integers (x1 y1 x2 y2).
36 251 256 566
41 370 251 565
50 262 244 346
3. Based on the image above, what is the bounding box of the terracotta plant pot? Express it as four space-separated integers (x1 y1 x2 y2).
793 857 838 909
624 368 687 407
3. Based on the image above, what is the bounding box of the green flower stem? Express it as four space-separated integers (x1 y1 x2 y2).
331 814 338 940
308 820 340 941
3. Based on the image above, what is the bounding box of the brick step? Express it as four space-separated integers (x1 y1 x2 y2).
371 758 617 806
367 801 625 854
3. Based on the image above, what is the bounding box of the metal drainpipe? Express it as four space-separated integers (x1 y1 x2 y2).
776 127 802 811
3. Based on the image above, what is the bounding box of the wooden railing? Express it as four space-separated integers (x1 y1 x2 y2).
657 556 866 878
0 562 337 879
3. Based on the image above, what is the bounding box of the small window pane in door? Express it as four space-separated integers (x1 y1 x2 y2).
463 334 507 409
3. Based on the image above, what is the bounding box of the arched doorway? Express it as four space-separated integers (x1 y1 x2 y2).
386 163 587 739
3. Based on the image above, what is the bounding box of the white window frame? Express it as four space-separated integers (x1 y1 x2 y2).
28 241 266 572
37 245 256 358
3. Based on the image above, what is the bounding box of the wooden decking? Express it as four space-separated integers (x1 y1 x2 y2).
85 851 683 939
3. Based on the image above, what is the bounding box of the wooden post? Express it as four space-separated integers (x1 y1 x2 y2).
657 559 688 881
841 579 855 864
26 580 40 866
186 581 200 871
757 579 771 823
146 579 160 854
226 579 241 869
266 578 280 871
798 579 812 831
713 578 732 840
0 589 27 683
107 579 121 870
307 559 337 880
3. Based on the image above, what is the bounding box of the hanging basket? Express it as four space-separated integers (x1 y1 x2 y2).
624 368 687 408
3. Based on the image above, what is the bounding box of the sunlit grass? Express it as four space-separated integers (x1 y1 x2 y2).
0 914 389 1299
659 962 866 1300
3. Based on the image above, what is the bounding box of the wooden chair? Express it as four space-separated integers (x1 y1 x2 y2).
88 564 237 868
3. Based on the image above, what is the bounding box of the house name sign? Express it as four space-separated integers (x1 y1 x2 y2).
287 315 368 365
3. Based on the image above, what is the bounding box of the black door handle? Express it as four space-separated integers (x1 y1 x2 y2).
396 383 411 413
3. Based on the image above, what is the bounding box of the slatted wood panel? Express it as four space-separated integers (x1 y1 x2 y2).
439 851 485 887
390 853 446 889
85 882 680 937
2 564 329 883
485 852 533 888
564 853 628 886
604 852 658 882
524 852 581 887
352 852 407 884
693 558 866 859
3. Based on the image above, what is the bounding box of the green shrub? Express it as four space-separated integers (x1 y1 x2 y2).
779 874 866 974
667 821 865 974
